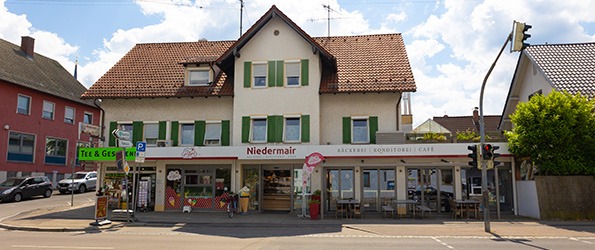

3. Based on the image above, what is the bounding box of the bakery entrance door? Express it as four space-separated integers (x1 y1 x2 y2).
262 166 292 212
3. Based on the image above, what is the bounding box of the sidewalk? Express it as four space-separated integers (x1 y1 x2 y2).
1 201 593 238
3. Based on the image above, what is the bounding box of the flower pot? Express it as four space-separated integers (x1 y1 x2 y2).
309 203 320 220
311 195 321 202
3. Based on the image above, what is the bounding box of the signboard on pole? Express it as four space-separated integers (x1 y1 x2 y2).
94 196 108 220
135 142 146 163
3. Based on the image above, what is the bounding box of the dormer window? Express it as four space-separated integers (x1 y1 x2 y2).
187 67 211 86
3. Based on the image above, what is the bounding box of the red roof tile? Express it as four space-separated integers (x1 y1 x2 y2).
82 6 416 99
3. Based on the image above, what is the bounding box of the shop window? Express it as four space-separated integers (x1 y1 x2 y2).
7 132 35 163
45 137 67 165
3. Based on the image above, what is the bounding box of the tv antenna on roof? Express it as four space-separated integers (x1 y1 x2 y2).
322 4 340 37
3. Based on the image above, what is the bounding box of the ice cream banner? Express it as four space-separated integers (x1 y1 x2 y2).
302 152 325 189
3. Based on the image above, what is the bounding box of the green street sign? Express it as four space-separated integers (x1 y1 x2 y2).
78 147 136 161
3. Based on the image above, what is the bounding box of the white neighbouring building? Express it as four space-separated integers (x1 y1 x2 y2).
83 5 513 217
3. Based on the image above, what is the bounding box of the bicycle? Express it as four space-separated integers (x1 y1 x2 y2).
226 192 239 218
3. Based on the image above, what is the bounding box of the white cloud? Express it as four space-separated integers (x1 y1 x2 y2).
387 11 407 23
1 0 594 130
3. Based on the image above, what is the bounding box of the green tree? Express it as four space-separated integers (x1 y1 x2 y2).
505 91 595 175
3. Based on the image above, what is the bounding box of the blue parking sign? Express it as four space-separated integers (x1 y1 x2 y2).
136 141 146 152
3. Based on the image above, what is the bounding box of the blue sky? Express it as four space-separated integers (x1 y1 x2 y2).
1 0 594 127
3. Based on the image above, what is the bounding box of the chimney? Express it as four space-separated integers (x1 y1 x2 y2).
472 107 479 123
20 36 35 58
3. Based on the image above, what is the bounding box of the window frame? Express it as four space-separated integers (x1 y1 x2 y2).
204 121 222 146
187 67 211 86
179 122 195 146
143 123 159 146
283 115 301 143
285 60 301 87
252 62 267 88
351 116 370 144
42 100 55 120
7 131 36 163
64 106 75 124
250 117 267 143
44 136 68 165
17 94 31 115
83 112 93 124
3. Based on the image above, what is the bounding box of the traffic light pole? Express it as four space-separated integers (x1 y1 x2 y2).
479 31 512 233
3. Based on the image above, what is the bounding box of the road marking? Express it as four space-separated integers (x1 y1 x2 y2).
431 236 455 249
570 237 593 245
12 246 114 249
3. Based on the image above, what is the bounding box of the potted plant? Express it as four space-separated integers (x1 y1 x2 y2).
312 189 321 202
309 199 320 220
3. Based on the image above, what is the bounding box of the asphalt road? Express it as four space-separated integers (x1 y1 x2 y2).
0 191 593 249
0 225 592 250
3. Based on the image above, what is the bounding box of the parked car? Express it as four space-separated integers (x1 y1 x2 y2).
58 171 97 194
0 176 53 202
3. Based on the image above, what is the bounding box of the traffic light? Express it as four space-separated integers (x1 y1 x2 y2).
467 144 479 168
492 145 501 167
482 144 493 160
512 20 532 52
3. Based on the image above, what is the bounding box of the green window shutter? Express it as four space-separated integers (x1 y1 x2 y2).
132 121 143 144
158 121 166 140
244 61 252 88
267 115 275 143
276 60 284 87
241 116 250 143
301 59 309 86
194 120 205 146
275 115 283 142
171 121 179 146
301 115 310 143
267 61 276 87
369 116 378 144
108 121 117 146
342 117 351 144
221 120 230 146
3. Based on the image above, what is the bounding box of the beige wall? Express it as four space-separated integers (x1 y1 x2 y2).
320 93 401 145
517 62 553 103
232 17 321 145
101 97 233 145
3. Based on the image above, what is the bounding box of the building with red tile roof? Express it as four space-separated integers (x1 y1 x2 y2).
83 6 513 215
0 36 101 185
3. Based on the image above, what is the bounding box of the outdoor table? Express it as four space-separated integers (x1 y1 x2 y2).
336 199 360 219
455 199 480 219
393 199 418 219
